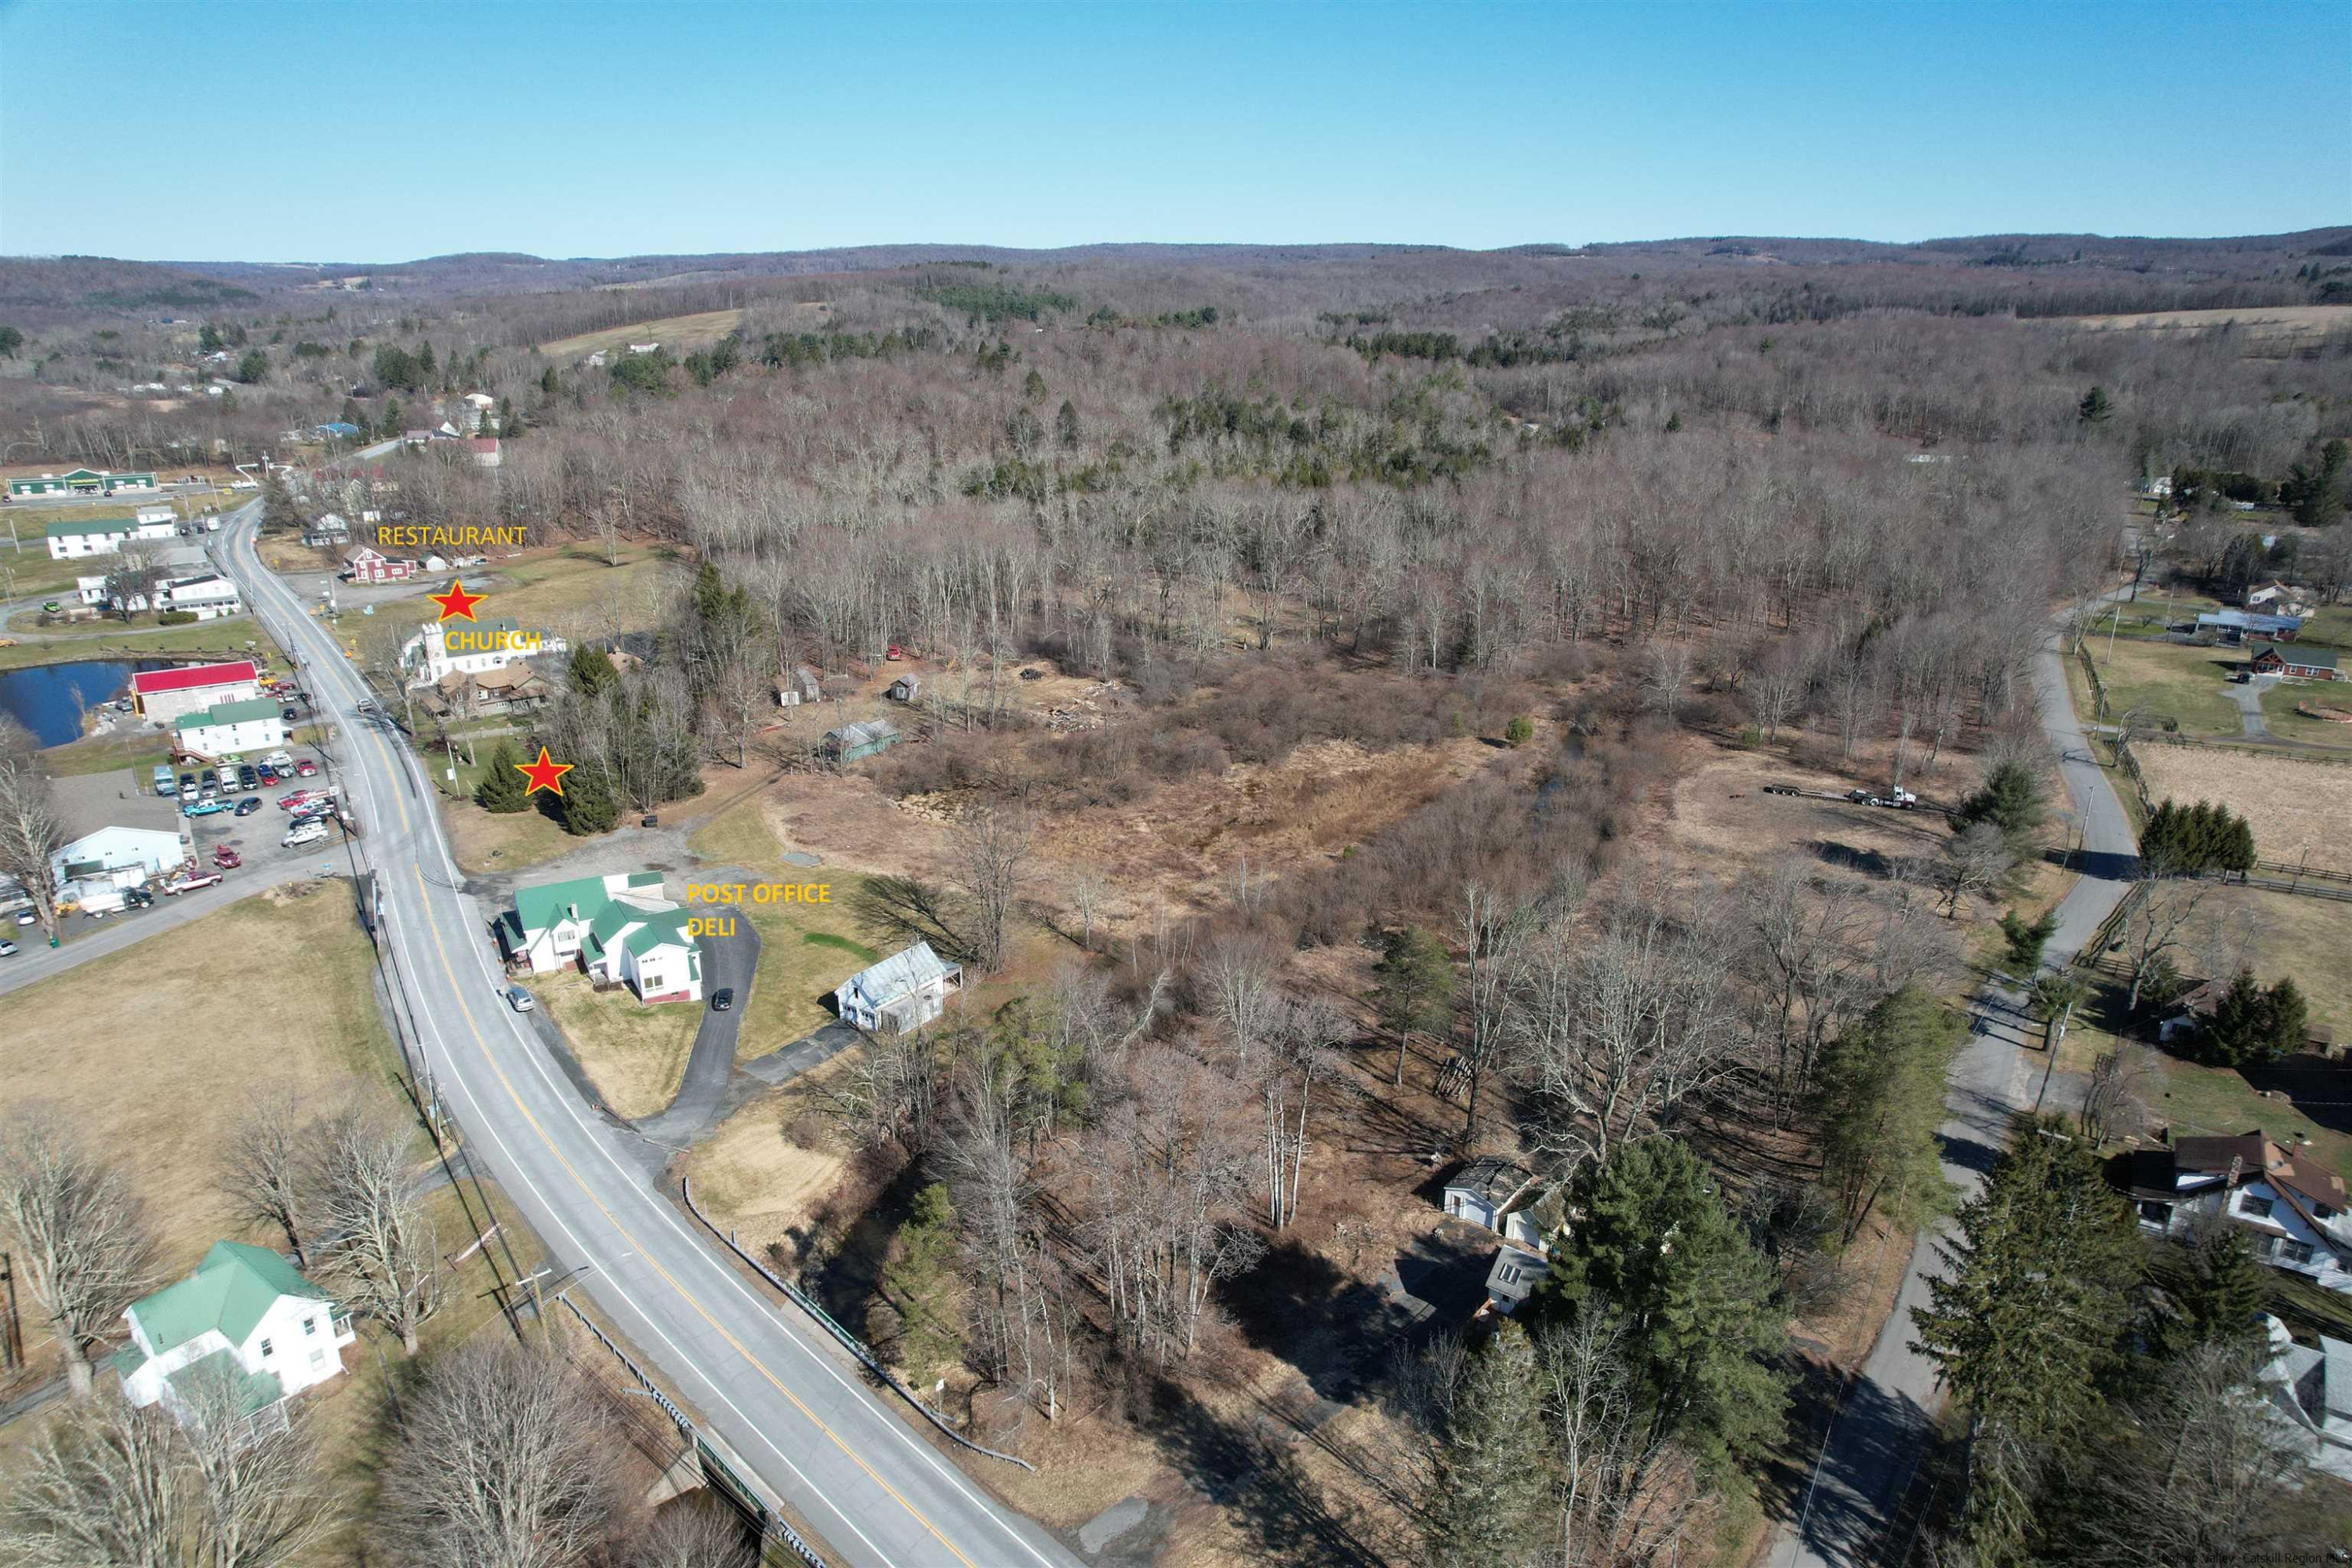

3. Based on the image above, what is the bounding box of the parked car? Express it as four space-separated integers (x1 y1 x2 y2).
238 765 258 789
177 772 197 794
278 790 314 809
282 822 328 849
256 764 277 784
263 750 295 769
213 848 242 868
182 799 229 817
164 872 223 895
710 988 735 1012
0 940 16 956
295 760 318 778
124 887 156 909
13 911 34 926
234 797 262 816
198 769 218 788
281 706 299 722
507 986 535 1013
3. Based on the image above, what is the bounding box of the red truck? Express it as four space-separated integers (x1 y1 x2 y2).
164 872 223 896
212 847 242 869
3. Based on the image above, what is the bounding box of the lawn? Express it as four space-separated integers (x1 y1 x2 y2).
536 307 748 361
0 619 279 671
680 1078 851 1259
2078 637 2244 735
38 726 175 779
0 543 130 602
2259 682 2352 749
351 542 687 674
688 791 870 1058
0 881 407 1280
531 968 701 1119
2151 1051 2350 1179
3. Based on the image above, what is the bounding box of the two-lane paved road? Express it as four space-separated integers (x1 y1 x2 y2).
221 505 1079 1568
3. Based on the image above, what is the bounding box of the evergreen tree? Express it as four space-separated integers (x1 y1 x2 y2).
2200 968 2306 1066
540 365 560 398
1526 1137 1788 1480
381 396 402 437
473 741 530 813
1998 907 2058 972
1021 368 1047 401
555 760 618 836
233 350 268 384
1957 761 2043 845
1421 1319 1548 1568
417 341 437 379
1910 1112 2143 1563
0 325 23 358
1371 925 1454 1085
2153 1223 2268 1365
2281 437 2349 528
877 1183 965 1375
1817 986 1963 1245
2140 797 2257 878
2078 385 2113 423
1054 398 1080 448
567 643 619 699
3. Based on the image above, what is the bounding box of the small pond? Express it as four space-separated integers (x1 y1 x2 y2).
0 659 173 747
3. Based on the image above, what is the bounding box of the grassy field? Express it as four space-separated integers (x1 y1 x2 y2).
352 542 686 672
2064 303 2352 341
531 968 701 1118
2079 637 2244 735
537 308 746 361
2133 743 2352 866
0 882 405 1279
681 1077 851 1258
2259 682 2352 748
0 619 278 671
39 725 174 778
688 792 873 1058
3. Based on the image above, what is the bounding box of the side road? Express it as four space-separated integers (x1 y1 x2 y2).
1774 627 2138 1568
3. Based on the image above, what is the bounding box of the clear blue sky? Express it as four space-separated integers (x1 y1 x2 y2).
2 1 2343 261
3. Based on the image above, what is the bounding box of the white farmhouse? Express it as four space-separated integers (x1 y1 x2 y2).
398 616 560 689
833 942 964 1034
2122 1131 2352 1294
158 574 244 620
112 1241 356 1426
499 870 703 1004
175 698 287 758
45 517 134 559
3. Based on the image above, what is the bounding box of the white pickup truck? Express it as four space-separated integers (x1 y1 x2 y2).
283 821 331 849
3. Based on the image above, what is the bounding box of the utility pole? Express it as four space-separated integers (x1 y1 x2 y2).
0 1252 20 1370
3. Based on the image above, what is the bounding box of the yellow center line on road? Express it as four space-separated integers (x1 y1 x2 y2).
266 531 982 1568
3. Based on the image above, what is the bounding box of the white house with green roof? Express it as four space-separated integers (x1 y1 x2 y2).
500 869 702 1003
113 1240 354 1425
174 696 286 757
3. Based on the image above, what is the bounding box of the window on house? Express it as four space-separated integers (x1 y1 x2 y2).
258 1338 273 1358
2138 1201 2172 1226
303 1317 316 1335
2277 1240 2316 1266
2239 1194 2274 1220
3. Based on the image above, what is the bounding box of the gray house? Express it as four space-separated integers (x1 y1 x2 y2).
822 719 902 764
887 675 922 702
1443 1156 1537 1232
834 941 964 1034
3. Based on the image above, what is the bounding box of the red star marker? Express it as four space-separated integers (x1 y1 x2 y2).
514 746 574 797
430 579 485 622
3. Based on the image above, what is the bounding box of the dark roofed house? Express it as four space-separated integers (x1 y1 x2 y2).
2249 644 2342 681
2112 1129 2352 1295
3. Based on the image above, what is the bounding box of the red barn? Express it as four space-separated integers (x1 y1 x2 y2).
132 659 260 724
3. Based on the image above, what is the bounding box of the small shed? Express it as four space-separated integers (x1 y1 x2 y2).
1443 1156 1537 1232
887 675 921 702
822 719 902 763
775 666 821 707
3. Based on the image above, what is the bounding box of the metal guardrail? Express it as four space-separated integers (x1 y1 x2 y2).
557 1293 826 1568
678 1177 1036 1472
